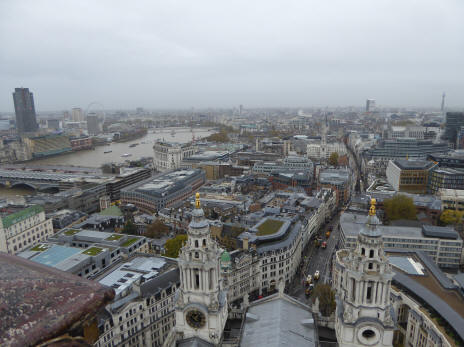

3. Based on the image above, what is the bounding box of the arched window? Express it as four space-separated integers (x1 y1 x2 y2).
195 240 199 248
361 248 365 255
203 239 206 247
369 249 374 258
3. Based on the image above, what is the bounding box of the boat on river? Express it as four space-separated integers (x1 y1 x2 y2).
121 153 132 157
104 150 112 154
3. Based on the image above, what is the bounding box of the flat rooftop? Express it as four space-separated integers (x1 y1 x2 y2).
387 250 464 343
123 169 202 196
98 256 166 296
340 212 461 240
392 159 435 170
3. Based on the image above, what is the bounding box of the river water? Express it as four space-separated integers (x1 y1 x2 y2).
28 127 215 167
0 127 215 197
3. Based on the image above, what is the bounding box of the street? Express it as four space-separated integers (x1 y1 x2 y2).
289 210 342 303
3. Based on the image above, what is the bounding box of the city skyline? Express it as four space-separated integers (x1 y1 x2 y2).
1 0 464 111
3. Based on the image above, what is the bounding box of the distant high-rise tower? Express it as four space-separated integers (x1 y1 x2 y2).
366 99 376 113
71 107 83 122
13 88 38 133
441 92 446 112
239 104 243 116
87 113 100 135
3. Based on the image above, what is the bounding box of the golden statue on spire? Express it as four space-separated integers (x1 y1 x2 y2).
195 192 201 209
369 198 376 216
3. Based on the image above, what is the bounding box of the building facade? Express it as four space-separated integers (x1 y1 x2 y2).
386 159 436 194
0 205 53 254
333 200 395 347
153 141 196 172
340 213 463 269
13 87 38 133
170 193 228 345
429 167 464 194
120 169 205 213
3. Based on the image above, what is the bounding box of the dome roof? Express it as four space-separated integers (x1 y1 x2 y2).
221 250 231 263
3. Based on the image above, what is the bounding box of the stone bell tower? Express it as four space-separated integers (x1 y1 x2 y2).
333 199 395 347
174 193 228 345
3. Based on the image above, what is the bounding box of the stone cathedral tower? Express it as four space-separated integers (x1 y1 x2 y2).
333 199 395 347
173 193 228 345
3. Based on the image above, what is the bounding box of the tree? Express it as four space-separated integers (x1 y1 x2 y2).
145 219 169 239
440 210 463 225
312 283 336 316
122 220 138 235
206 130 229 143
383 194 416 221
164 234 188 258
328 152 339 166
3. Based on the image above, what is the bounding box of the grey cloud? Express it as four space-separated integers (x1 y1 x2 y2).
0 0 463 111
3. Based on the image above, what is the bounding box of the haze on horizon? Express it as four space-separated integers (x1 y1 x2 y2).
1 0 463 112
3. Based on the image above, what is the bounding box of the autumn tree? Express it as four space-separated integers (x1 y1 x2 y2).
164 234 188 258
383 194 416 221
328 152 339 167
440 210 463 225
312 283 336 316
145 219 169 239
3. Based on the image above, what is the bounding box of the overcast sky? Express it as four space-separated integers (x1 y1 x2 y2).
1 0 463 111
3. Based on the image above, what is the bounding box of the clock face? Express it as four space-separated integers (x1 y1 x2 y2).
186 309 206 329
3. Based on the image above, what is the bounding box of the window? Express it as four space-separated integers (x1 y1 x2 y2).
195 240 198 247
369 249 374 258
361 248 365 255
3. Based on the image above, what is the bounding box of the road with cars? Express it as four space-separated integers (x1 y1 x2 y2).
289 210 342 303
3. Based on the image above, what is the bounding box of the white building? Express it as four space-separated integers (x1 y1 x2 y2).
0 205 53 254
307 142 346 161
72 107 84 122
94 256 180 347
340 212 463 269
333 200 395 347
153 141 196 172
167 193 228 346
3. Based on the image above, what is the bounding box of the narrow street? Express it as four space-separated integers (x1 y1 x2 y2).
290 210 342 303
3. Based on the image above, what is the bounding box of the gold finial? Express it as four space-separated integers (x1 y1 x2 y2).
195 192 201 208
369 198 376 216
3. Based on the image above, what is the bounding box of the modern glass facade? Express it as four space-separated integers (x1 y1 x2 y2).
12 88 38 133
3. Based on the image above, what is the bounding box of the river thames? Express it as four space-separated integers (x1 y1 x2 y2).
0 127 215 197
29 127 215 167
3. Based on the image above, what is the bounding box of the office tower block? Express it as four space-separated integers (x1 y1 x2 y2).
13 88 38 133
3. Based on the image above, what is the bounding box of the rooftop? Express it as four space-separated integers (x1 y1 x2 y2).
99 205 123 216
98 256 167 296
392 159 435 170
1 205 44 228
241 293 316 347
256 219 284 236
387 250 464 342
0 253 114 347
123 169 203 197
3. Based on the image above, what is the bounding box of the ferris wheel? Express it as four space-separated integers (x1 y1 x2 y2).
85 102 106 122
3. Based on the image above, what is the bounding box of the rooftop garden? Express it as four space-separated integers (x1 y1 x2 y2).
256 219 284 236
99 205 123 216
121 237 139 247
63 229 80 236
30 244 49 252
82 247 104 256
105 234 124 241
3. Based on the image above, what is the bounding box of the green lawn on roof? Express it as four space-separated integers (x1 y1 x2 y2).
64 229 80 236
82 247 104 256
106 234 124 241
30 244 49 252
122 237 139 247
256 219 284 236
